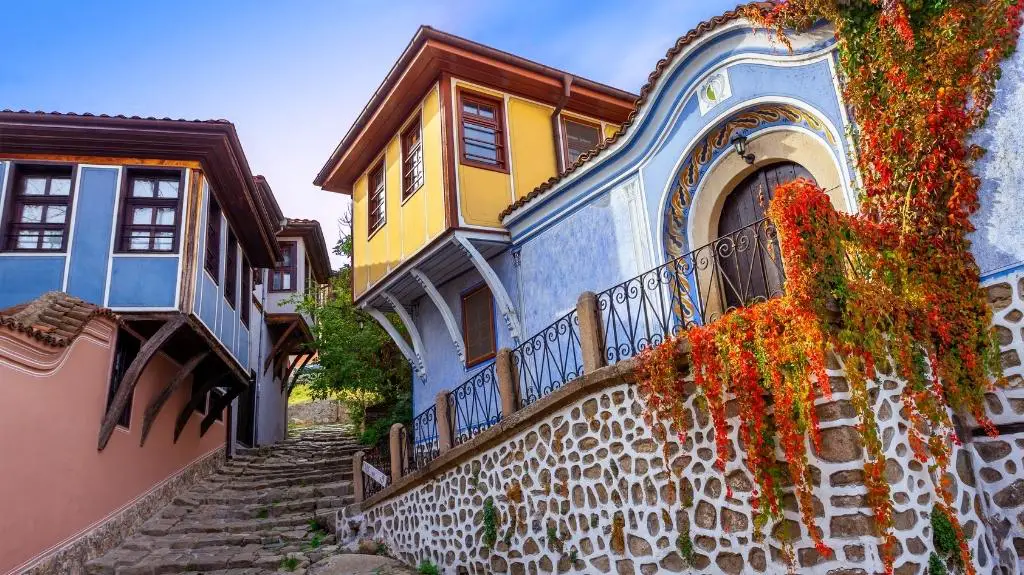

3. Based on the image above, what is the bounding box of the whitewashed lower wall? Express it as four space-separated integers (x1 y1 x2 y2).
362 269 1024 575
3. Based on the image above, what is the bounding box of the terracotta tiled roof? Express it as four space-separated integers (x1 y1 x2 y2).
0 292 117 347
0 109 231 124
498 2 772 221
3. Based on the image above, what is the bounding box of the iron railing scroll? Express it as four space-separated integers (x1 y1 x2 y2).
511 309 583 409
598 217 785 363
446 363 502 446
361 437 391 501
403 404 440 473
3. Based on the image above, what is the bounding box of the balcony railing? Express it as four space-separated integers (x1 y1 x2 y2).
598 217 784 363
446 362 501 446
511 309 584 409
361 437 391 501
382 217 786 499
403 404 440 472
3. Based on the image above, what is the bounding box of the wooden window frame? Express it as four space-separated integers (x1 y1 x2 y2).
224 229 238 309
457 90 508 173
115 168 185 254
367 160 386 237
270 241 297 293
240 257 251 327
461 283 497 368
560 116 603 167
1 163 76 253
106 329 140 429
204 196 222 284
401 115 424 200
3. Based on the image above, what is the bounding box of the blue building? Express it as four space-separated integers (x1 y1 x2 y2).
0 111 330 451
317 12 1024 449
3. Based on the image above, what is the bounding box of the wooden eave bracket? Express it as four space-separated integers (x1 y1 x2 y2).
173 371 230 443
97 315 186 451
453 233 523 343
139 350 209 446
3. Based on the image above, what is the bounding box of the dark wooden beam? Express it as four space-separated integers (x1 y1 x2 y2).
173 371 230 443
98 315 186 451
264 319 300 372
284 353 313 394
200 385 244 438
139 351 209 447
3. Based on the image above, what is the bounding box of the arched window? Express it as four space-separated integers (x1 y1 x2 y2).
715 161 815 311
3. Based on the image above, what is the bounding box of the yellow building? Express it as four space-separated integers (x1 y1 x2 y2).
315 27 635 306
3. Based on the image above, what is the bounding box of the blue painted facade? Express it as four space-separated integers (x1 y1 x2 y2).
190 180 250 371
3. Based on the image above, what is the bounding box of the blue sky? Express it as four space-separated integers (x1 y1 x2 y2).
0 0 738 267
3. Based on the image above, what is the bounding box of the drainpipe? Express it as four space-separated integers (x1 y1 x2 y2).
551 74 573 174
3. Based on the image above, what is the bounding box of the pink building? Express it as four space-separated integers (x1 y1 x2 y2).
0 112 328 574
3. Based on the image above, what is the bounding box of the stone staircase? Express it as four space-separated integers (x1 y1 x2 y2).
86 426 361 575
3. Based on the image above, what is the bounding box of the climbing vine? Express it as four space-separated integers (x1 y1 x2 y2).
635 1 1022 573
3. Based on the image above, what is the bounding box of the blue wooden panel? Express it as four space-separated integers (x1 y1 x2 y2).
66 167 118 304
237 325 249 370
198 273 218 328
220 304 236 355
107 257 178 308
0 256 65 308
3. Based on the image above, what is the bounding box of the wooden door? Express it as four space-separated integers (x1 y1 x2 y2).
716 162 815 311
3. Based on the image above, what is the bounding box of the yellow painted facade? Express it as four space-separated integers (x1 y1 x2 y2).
352 83 446 300
454 79 618 229
350 78 621 300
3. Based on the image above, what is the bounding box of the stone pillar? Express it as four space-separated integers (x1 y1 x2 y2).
495 348 519 418
577 291 606 373
352 451 365 504
435 390 453 454
389 423 404 484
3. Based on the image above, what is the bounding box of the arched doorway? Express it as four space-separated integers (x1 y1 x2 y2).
715 161 815 311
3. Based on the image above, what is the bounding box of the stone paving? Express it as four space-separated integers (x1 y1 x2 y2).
86 425 411 574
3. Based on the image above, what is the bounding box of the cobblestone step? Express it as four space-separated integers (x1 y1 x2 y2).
86 426 367 575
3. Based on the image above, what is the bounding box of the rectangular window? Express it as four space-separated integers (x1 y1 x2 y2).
106 329 140 428
270 241 297 292
211 389 225 422
458 91 507 171
192 380 208 415
461 283 496 367
2 164 74 252
367 161 386 235
225 229 238 308
204 196 222 283
401 117 424 199
240 257 251 327
116 169 184 253
562 117 602 165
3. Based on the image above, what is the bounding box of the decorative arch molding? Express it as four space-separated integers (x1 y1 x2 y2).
661 102 847 264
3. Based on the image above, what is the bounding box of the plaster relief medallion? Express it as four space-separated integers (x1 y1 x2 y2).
698 69 732 116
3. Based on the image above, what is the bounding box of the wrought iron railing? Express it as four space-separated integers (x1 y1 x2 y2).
361 437 391 500
446 363 501 446
598 217 785 363
511 309 583 409
403 404 440 472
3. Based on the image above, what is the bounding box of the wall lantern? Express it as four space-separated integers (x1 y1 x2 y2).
731 135 755 165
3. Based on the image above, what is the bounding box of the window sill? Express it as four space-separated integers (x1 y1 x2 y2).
367 222 386 241
465 351 496 369
401 183 424 206
460 158 509 175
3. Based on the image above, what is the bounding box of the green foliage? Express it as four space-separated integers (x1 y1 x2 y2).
307 532 325 549
676 531 695 566
928 553 949 575
280 557 299 571
482 497 498 549
930 507 963 571
416 560 440 575
293 216 411 442
256 508 268 519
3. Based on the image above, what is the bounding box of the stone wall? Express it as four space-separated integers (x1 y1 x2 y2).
360 269 1024 575
288 400 350 426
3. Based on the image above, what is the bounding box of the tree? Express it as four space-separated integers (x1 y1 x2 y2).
294 209 411 442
